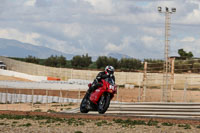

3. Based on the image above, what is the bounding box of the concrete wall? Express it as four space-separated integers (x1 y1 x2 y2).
1 56 200 87
0 56 143 85
0 69 47 81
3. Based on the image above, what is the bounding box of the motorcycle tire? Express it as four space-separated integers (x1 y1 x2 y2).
98 93 111 114
80 94 89 113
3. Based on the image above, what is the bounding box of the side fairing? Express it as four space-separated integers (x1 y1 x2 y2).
90 87 105 104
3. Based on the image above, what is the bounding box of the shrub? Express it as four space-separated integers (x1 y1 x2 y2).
162 122 173 126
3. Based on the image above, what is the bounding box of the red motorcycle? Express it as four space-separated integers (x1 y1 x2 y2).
80 77 117 114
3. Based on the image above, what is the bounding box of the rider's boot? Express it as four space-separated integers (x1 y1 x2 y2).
86 86 95 100
87 85 96 95
85 92 93 110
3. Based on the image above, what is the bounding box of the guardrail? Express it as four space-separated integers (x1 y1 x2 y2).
64 102 200 118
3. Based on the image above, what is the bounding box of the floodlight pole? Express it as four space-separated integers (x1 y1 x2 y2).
158 7 176 102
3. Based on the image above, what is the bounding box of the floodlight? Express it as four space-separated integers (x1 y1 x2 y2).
158 7 162 12
171 8 176 13
165 7 169 12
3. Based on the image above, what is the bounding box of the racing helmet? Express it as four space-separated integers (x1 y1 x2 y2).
105 65 115 76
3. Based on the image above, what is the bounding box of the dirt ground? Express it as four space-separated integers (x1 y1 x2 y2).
0 118 199 133
0 111 200 133
0 102 79 112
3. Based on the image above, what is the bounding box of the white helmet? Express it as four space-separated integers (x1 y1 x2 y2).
105 66 114 76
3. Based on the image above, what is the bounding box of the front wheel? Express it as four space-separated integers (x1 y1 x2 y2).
98 93 111 114
80 94 89 113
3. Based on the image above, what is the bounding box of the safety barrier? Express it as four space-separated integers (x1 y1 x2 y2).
0 69 46 81
0 81 89 90
0 92 81 103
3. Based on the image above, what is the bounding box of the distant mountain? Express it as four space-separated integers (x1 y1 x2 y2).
0 38 133 61
107 53 132 60
0 38 74 59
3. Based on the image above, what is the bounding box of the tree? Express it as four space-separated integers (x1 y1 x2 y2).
96 56 118 69
187 52 193 59
96 56 109 69
119 58 142 71
57 55 67 67
45 55 67 67
96 56 142 70
71 55 82 67
25 55 39 64
178 49 193 59
108 57 118 69
82 53 92 67
71 54 92 68
45 55 57 67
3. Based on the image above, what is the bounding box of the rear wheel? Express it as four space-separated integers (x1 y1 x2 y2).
80 94 89 113
98 93 111 114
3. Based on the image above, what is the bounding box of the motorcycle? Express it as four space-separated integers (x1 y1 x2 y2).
80 77 117 114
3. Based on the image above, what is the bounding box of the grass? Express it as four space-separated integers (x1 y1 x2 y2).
147 120 158 126
0 114 66 123
178 124 191 129
51 102 75 107
0 114 87 128
56 123 61 126
0 122 8 125
19 123 32 127
0 114 196 131
112 118 193 130
95 120 108 126
113 119 147 127
67 118 85 126
12 121 18 124
162 122 174 126
95 121 103 126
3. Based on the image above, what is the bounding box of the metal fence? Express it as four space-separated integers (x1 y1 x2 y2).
141 60 200 102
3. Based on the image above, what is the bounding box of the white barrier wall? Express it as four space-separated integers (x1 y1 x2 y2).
0 93 81 103
0 80 88 90
0 69 47 81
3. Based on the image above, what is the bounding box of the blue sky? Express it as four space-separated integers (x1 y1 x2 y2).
0 0 200 59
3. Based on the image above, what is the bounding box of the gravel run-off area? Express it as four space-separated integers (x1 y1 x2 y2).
0 111 200 133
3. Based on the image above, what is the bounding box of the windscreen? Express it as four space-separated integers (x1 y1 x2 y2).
105 77 115 85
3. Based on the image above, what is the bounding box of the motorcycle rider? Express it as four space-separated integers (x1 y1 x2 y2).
87 65 115 94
